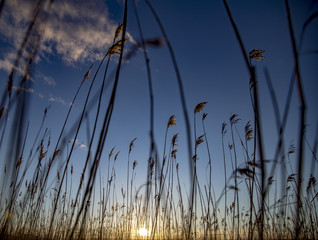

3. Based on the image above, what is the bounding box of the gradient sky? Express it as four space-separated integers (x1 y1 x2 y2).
0 0 317 213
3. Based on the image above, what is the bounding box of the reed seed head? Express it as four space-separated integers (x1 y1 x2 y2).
195 135 204 146
107 38 129 56
306 175 316 192
248 161 261 168
230 114 240 125
16 155 23 168
288 142 295 155
237 167 254 179
129 138 137 154
109 146 115 159
53 150 60 157
108 176 113 184
249 49 265 61
163 156 166 167
287 174 296 182
115 151 120 161
44 105 51 116
268 176 274 185
39 145 46 161
171 133 179 147
133 160 138 169
82 64 93 82
245 121 253 141
194 102 208 113
171 149 178 159
168 115 176 128
149 158 155 176
115 23 124 40
222 122 227 135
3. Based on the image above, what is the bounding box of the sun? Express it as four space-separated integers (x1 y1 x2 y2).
138 227 148 238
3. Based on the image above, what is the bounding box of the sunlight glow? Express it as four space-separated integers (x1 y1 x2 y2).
138 227 148 238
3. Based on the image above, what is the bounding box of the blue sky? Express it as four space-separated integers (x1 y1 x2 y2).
0 0 317 218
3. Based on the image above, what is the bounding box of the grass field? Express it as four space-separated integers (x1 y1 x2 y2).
0 0 317 239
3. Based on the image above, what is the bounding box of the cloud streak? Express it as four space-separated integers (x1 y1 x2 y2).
48 96 69 106
12 86 34 94
43 0 119 63
37 72 56 86
0 0 120 70
69 138 88 151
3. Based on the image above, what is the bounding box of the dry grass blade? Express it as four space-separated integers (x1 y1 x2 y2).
284 7 307 236
0 106 4 120
144 5 194 230
0 0 5 17
299 11 318 50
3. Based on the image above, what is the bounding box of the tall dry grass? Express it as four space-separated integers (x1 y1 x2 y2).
0 0 317 239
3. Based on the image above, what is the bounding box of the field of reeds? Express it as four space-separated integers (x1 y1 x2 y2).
0 0 317 239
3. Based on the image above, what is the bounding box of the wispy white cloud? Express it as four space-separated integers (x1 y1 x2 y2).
0 52 28 76
37 72 56 86
78 144 88 150
12 86 34 94
0 0 121 69
48 96 69 106
0 1 41 75
43 75 56 86
0 52 16 73
69 138 88 151
42 0 119 64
